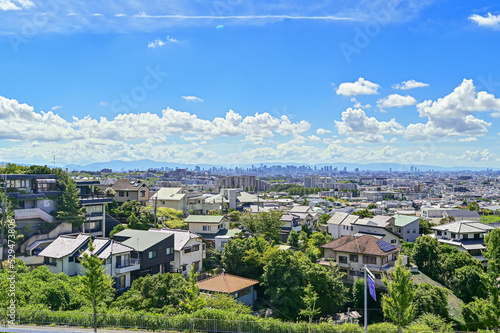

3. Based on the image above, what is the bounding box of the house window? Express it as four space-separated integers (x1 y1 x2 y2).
182 264 187 271
363 256 377 264
166 247 173 255
451 233 456 238
437 230 442 236
203 226 212 231
184 247 192 254
382 256 388 265
115 275 126 290
68 256 74 262
391 239 397 244
106 258 112 265
463 234 468 239
192 245 200 252
407 229 410 234
351 226 353 231
349 254 358 262
236 288 251 298
141 191 146 197
119 191 125 197
339 256 348 264
413 229 416 234
474 233 480 239
148 250 157 259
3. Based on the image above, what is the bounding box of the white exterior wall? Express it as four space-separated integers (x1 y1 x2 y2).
174 238 205 275
401 220 419 242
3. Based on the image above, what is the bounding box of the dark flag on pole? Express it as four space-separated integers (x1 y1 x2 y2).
367 274 376 301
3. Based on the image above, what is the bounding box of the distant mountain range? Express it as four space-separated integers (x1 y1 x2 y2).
62 159 495 172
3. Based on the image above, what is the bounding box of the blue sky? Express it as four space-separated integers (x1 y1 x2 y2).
1 0 500 168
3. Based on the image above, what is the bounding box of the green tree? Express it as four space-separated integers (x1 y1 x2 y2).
382 259 416 333
78 238 114 333
368 203 377 210
222 237 271 280
181 267 206 332
353 209 374 219
411 236 440 278
440 250 481 286
109 224 128 238
299 283 320 333
241 211 283 242
467 201 480 211
318 213 331 224
418 219 435 235
228 211 241 222
439 216 455 224
287 230 299 248
409 313 453 332
449 265 486 303
56 177 84 226
413 283 449 320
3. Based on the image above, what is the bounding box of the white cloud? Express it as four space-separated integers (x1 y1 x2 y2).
148 35 179 48
458 137 478 142
350 97 371 109
316 128 331 135
491 112 500 118
469 12 500 28
377 94 416 109
51 105 62 111
336 78 380 96
392 80 429 90
307 135 321 142
334 107 403 143
99 102 108 106
0 0 33 10
181 96 204 103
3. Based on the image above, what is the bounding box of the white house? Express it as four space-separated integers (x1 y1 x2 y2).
149 228 206 275
431 221 498 262
38 234 138 291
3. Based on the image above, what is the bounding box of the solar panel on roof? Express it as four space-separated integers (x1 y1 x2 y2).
377 240 396 252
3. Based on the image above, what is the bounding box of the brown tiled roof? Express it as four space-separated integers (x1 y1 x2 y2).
197 273 258 293
321 235 400 256
111 179 149 191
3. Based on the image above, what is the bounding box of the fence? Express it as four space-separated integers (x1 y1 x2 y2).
12 310 358 333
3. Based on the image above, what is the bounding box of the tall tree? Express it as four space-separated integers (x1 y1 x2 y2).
382 259 416 333
411 235 440 278
78 238 114 333
55 169 84 226
299 283 320 333
241 211 283 242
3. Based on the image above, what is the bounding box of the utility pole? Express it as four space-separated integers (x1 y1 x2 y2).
0 174 7 261
153 196 158 228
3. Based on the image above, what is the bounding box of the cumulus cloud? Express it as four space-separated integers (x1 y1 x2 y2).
469 12 500 28
316 128 331 135
334 108 404 143
336 78 380 96
392 80 429 90
351 97 371 109
182 96 204 103
377 94 416 109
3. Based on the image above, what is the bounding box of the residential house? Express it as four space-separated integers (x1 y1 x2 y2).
113 229 174 280
431 221 498 262
148 187 217 214
184 215 229 246
393 214 420 243
197 273 259 309
111 179 150 205
320 235 401 286
326 213 401 246
76 180 114 237
38 234 138 291
205 189 265 210
149 228 206 274
443 210 480 222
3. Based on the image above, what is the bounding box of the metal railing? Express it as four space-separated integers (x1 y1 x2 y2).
115 258 140 268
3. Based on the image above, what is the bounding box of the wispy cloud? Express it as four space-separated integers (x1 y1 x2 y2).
134 12 356 21
392 80 429 90
51 105 62 111
469 12 500 28
182 95 203 102
0 0 34 11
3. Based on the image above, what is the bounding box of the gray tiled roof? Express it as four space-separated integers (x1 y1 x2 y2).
38 234 89 259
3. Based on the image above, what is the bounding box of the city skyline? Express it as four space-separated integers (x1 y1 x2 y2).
1 1 500 167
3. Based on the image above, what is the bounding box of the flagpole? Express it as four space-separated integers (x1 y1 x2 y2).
364 265 367 333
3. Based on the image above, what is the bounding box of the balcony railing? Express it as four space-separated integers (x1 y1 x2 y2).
116 258 140 269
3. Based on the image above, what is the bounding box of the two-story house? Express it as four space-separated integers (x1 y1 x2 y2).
184 215 229 246
111 179 150 205
76 180 114 237
113 229 174 280
149 228 206 275
320 235 401 286
38 233 139 291
431 221 497 262
393 214 420 243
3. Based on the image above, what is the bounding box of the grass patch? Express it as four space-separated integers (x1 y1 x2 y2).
481 215 500 223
